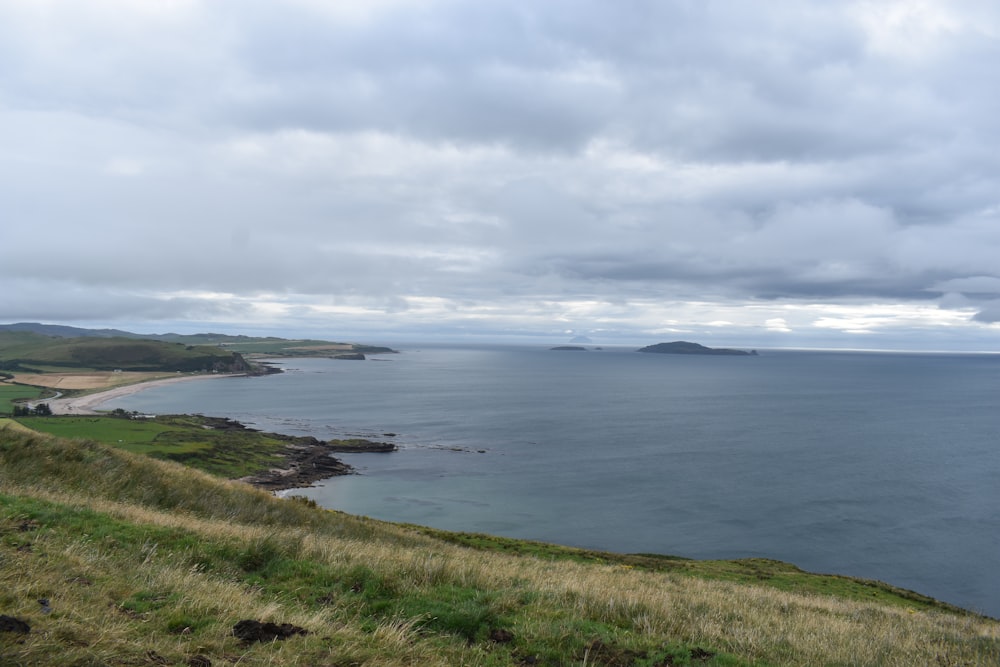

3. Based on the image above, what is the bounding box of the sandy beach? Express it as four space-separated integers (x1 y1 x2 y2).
47 373 245 415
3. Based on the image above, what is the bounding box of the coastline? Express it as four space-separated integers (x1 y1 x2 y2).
47 373 245 415
41 373 376 492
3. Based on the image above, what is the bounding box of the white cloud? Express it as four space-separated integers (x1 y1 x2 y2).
766 318 792 333
105 157 146 176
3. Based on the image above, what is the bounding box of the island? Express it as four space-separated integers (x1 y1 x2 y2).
550 346 588 351
638 341 758 356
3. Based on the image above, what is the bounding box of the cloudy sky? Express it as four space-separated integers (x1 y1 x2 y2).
3 0 1000 349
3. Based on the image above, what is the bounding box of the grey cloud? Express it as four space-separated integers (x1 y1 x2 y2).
3 1 1000 346
972 302 1000 324
2 279 254 323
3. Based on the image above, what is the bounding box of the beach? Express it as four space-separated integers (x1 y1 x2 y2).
47 373 244 415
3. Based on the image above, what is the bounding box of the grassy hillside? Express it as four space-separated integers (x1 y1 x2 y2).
0 324 396 357
0 332 251 374
1 428 997 666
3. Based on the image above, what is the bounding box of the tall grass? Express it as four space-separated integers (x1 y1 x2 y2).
2 429 998 666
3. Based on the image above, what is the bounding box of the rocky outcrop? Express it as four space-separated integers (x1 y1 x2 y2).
325 439 397 453
240 439 354 491
332 352 366 360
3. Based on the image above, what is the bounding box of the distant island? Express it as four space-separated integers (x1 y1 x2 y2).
638 341 758 356
550 346 588 351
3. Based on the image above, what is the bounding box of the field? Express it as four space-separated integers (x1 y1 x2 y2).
7 370 174 391
1 429 998 666
0 383 46 414
15 415 292 479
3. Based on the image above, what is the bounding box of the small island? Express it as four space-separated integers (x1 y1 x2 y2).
550 346 588 351
638 341 758 356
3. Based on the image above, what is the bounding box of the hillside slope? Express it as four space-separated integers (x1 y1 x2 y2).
2 428 997 666
0 323 396 356
0 332 252 373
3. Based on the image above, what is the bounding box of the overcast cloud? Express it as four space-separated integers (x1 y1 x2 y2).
3 0 1000 348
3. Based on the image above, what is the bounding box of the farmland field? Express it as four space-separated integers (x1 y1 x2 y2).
0 383 46 414
14 414 292 478
9 370 176 391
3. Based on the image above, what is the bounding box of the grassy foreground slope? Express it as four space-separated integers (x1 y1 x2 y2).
2 430 998 666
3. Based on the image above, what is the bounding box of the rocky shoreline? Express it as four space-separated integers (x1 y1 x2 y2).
240 437 397 492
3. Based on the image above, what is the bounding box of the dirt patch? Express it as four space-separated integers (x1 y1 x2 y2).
232 620 308 643
0 615 30 634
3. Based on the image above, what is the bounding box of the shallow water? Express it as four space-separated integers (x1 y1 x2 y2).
113 344 1000 617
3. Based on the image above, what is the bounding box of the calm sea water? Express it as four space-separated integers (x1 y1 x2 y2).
112 344 1000 617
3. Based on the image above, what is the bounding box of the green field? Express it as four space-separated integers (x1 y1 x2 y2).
0 383 46 415
15 415 292 478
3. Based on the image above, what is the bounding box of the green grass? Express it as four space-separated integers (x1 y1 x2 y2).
14 415 184 444
14 415 292 478
0 490 757 666
2 429 998 666
0 384 46 414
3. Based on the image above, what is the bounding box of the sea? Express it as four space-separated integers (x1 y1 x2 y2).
110 344 1000 618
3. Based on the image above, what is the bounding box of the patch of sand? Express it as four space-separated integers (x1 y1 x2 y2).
46 373 244 415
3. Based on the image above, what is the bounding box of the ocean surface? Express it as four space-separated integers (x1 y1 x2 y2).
111 344 1000 617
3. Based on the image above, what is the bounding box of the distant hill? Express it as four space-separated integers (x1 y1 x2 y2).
0 322 136 338
0 331 253 373
638 341 757 356
0 323 396 357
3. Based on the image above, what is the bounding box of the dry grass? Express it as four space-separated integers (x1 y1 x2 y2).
0 418 36 435
2 430 998 666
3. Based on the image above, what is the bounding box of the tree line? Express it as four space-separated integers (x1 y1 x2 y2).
12 403 52 416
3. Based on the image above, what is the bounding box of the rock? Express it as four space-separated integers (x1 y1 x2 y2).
233 619 308 643
325 439 396 453
332 352 366 360
240 441 354 491
0 615 30 634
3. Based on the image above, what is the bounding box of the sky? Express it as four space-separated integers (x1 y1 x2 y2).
3 0 1000 349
